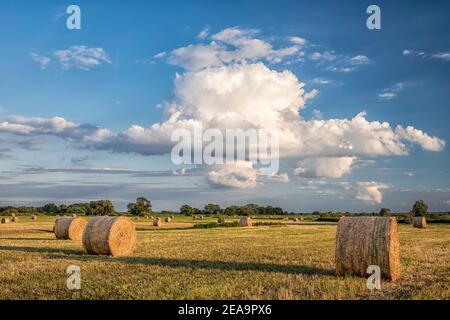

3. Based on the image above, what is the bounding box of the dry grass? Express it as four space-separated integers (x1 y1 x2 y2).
0 215 448 300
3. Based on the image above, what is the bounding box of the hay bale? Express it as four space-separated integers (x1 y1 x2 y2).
170 215 175 220
54 217 88 240
11 216 19 222
300 217 304 221
72 214 77 218
153 218 162 227
283 217 288 221
83 216 136 257
1 218 10 224
240 216 252 227
218 216 225 224
31 214 37 220
413 216 427 229
10 212 16 218
165 217 173 223
335 217 400 281
192 216 197 220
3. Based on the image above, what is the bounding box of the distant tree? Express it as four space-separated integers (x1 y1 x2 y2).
88 200 115 216
127 197 152 216
412 200 429 217
379 208 391 217
204 204 221 215
42 203 58 214
224 205 239 216
180 204 194 216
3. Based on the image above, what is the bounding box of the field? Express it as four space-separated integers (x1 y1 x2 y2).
0 215 449 300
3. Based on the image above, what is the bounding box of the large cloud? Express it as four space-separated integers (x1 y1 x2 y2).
1 27 446 198
356 182 390 204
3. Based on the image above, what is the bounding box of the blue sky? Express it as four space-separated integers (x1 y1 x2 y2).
0 0 449 212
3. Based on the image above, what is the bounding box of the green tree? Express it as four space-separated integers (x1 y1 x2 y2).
412 200 429 216
224 205 239 216
88 200 115 216
127 197 152 216
204 204 221 215
379 208 391 217
180 204 194 216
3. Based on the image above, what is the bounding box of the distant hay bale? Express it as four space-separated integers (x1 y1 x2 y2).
199 215 204 220
11 217 19 222
300 217 304 221
11 212 16 218
153 218 162 227
31 214 37 220
165 217 173 223
54 217 88 240
170 215 175 220
192 216 197 220
283 217 288 221
83 216 136 257
144 215 149 219
413 216 427 229
294 218 299 222
240 216 252 227
1 218 10 224
335 217 400 281
72 214 77 218
218 216 225 224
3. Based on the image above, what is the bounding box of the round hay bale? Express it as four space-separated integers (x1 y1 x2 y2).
83 216 136 257
335 217 400 281
1 218 10 224
165 217 173 223
294 218 299 222
412 216 427 229
144 215 149 219
54 217 88 240
199 215 204 220
240 216 252 227
153 218 162 227
31 214 37 220
192 216 197 220
283 217 288 221
11 216 19 222
10 212 16 218
218 216 225 224
300 217 304 221
72 214 77 218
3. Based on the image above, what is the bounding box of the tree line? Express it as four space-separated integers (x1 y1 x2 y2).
0 198 445 218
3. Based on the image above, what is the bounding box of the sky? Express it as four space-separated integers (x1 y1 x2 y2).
0 0 449 212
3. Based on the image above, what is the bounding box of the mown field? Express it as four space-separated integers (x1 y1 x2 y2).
0 215 449 300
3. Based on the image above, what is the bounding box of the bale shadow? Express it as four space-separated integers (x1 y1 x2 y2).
46 253 334 276
0 245 84 255
0 246 334 276
0 237 59 241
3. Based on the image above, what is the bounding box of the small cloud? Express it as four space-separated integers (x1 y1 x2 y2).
431 52 450 61
312 78 331 85
403 49 412 56
288 36 306 45
197 27 210 40
31 46 112 71
444 200 450 206
312 109 323 120
378 82 416 100
378 92 396 100
30 53 51 69
349 55 370 65
304 89 319 102
153 51 167 59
